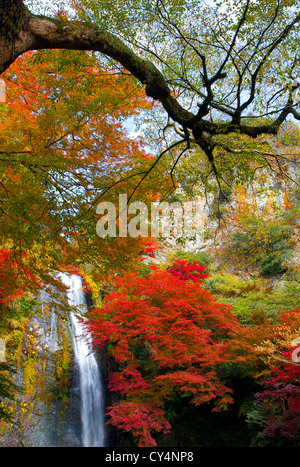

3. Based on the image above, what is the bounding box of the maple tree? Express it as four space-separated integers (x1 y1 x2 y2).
84 254 300 446
252 357 300 445
0 249 33 303
223 305 300 445
0 47 161 294
1 0 300 448
1 0 300 201
86 259 242 446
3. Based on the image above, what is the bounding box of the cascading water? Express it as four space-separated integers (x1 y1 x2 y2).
58 273 105 447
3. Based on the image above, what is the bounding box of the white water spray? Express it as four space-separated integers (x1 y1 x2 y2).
59 273 105 447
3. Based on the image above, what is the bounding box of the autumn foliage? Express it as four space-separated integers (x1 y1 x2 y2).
169 259 209 282
1 23 300 447
254 356 300 442
87 260 242 446
0 248 38 303
84 255 300 446
0 48 161 291
239 308 300 444
0 249 25 303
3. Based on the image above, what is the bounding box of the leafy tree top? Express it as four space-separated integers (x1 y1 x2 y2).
1 0 300 197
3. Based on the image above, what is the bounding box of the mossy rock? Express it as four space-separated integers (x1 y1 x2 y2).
0 0 31 42
6 329 24 350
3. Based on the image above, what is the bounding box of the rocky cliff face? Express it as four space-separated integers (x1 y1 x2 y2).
0 285 82 447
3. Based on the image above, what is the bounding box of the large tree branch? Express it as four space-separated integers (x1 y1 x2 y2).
1 14 194 126
1 7 300 145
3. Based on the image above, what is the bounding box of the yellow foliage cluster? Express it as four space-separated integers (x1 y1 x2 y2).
254 325 300 367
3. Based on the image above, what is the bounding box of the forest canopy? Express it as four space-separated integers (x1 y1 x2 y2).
1 0 300 449
1 0 300 201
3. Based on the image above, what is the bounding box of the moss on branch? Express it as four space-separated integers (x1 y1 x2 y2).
0 0 31 42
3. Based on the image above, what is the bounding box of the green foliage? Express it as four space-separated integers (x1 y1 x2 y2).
206 270 300 324
231 217 291 259
16 296 37 317
204 273 274 323
204 272 258 296
168 249 211 268
266 281 300 311
224 208 295 277
278 122 300 147
260 256 287 277
0 363 17 423
223 291 279 325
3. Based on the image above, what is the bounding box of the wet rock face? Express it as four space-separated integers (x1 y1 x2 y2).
28 359 82 448
0 313 82 447
0 277 84 447
0 274 109 447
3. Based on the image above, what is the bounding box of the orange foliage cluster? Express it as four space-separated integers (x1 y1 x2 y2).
0 49 160 286
0 248 37 302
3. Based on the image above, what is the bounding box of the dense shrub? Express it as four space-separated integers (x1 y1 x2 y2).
87 260 240 446
219 206 296 277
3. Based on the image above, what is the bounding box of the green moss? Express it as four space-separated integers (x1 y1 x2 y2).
6 329 23 349
23 357 39 396
0 0 31 42
52 323 72 414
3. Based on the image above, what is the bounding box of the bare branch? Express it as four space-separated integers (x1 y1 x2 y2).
214 0 250 82
236 11 300 117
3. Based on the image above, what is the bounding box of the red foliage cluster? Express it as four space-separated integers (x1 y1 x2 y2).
87 260 241 446
86 257 300 446
106 401 171 447
169 259 209 282
141 239 159 259
0 248 33 303
254 347 300 442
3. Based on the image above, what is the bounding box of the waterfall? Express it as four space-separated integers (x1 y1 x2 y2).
58 273 105 447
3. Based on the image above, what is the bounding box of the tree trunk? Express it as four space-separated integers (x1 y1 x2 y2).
0 0 30 41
